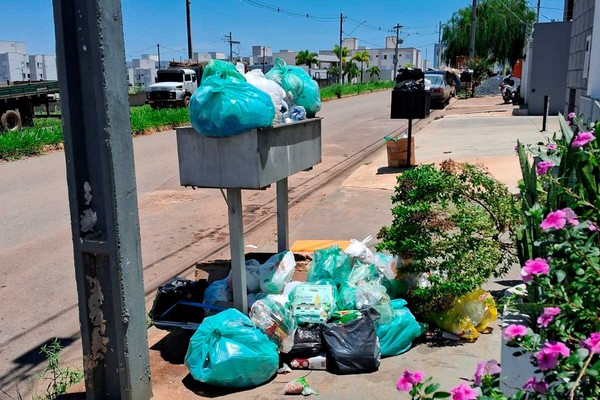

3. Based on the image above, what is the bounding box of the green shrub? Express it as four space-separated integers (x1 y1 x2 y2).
377 160 516 315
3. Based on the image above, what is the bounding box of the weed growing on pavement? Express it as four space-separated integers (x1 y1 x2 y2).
32 339 83 400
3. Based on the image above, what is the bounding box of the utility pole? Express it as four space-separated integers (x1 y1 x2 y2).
157 43 161 69
393 24 402 76
262 46 266 73
186 0 193 60
226 32 240 62
536 0 541 23
339 13 343 85
437 21 442 68
469 0 477 60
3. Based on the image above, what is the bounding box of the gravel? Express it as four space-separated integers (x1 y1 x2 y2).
475 75 503 96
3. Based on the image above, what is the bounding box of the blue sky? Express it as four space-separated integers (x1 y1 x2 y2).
1 0 566 62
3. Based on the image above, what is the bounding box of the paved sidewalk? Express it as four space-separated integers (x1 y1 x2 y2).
70 96 562 399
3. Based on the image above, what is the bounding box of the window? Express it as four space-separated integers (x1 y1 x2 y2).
583 35 591 79
191 74 196 82
384 55 387 60
185 74 191 81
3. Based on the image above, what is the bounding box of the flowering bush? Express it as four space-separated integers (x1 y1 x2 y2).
396 114 600 399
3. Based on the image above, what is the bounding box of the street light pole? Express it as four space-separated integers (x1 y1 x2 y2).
393 24 402 77
186 0 193 60
339 13 343 85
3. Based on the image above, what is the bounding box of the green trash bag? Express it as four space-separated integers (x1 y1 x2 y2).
336 263 383 311
201 59 245 82
306 245 351 285
376 299 422 357
265 58 321 117
189 75 275 137
355 282 393 325
184 308 279 388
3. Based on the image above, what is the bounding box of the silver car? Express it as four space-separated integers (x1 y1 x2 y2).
425 73 451 108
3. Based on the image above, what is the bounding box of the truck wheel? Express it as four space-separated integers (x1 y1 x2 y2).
183 95 191 107
1 110 22 132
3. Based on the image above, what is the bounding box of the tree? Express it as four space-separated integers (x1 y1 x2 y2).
295 49 318 70
332 45 349 82
366 65 380 80
442 0 535 67
343 61 360 83
352 50 370 82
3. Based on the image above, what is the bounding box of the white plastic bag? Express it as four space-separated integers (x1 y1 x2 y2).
344 235 375 264
372 252 398 280
226 259 261 293
245 69 286 112
259 251 296 294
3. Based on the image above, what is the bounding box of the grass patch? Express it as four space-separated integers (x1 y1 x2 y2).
320 80 395 101
0 106 191 161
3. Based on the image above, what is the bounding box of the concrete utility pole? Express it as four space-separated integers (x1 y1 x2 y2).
157 43 161 69
339 13 343 85
437 21 442 68
186 0 193 60
469 0 477 60
226 32 240 62
536 0 541 23
262 46 266 73
393 24 402 75
51 0 152 399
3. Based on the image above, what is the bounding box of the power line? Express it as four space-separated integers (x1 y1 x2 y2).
239 0 338 21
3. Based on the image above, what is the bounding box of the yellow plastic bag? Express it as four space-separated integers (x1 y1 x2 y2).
427 289 497 340
457 289 497 332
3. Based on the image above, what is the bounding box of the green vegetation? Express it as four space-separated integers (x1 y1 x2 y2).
295 50 318 69
34 339 83 400
320 80 394 101
442 0 535 66
0 105 190 160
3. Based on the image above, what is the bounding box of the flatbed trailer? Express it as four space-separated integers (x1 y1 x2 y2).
0 80 60 131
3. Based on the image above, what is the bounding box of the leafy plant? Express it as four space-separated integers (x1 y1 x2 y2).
352 50 370 82
33 339 83 400
366 65 381 80
377 161 516 315
343 61 360 83
295 49 318 70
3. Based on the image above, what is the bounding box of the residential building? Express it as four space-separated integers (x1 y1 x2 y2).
208 52 227 60
193 52 212 63
273 50 297 66
0 41 57 82
563 0 599 120
28 55 57 80
251 46 273 70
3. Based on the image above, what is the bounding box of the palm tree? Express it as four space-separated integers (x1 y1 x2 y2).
366 65 380 81
295 49 318 71
343 61 360 84
352 50 370 82
332 45 349 82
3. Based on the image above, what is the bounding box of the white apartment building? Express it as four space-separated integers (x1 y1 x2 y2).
0 41 57 82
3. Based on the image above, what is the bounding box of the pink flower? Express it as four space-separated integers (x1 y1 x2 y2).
514 144 519 152
396 369 424 392
587 220 598 232
450 383 478 400
503 324 528 341
537 341 571 370
473 359 502 385
521 258 550 282
547 144 557 151
572 131 596 147
536 160 554 175
566 120 572 126
540 210 567 230
582 333 600 354
563 208 579 226
568 112 576 119
537 307 560 328
523 377 548 393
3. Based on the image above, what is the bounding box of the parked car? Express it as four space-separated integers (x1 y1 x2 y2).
425 72 452 108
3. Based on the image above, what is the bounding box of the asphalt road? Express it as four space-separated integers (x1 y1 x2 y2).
0 90 410 395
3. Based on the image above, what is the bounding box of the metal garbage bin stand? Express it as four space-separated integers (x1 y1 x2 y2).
175 118 322 313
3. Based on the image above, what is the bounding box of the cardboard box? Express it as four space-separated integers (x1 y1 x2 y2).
387 138 415 167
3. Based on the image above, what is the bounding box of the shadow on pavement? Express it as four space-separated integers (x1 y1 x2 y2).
150 330 193 365
376 166 411 175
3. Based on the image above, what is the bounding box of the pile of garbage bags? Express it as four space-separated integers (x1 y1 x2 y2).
189 58 321 137
183 238 499 389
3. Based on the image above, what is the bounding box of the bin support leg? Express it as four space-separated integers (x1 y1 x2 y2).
226 188 248 313
406 119 413 167
277 178 289 253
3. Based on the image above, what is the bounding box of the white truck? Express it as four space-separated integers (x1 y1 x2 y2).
145 68 198 109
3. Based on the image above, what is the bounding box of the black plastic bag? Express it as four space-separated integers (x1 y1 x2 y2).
281 324 324 362
395 68 424 83
149 277 207 330
322 310 381 374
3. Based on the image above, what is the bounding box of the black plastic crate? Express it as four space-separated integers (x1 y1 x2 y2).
390 89 431 120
